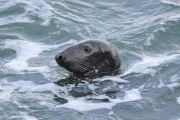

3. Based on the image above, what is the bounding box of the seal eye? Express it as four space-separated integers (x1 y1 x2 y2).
84 44 92 53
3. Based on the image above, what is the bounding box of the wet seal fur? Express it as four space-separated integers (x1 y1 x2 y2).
55 40 121 80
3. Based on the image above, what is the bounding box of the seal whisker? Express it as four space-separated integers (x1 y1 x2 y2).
73 63 86 73
77 63 92 72
71 64 80 72
78 61 93 70
76 63 88 72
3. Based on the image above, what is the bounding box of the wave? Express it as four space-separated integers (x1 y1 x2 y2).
0 0 54 26
0 79 59 101
123 54 180 76
61 89 142 111
0 76 142 111
0 39 77 73
161 0 180 7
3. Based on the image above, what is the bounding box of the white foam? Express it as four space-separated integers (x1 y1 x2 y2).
123 54 179 76
3 40 48 72
123 89 142 101
38 88 142 111
94 75 129 83
0 0 54 26
136 12 180 27
145 27 165 46
22 0 54 26
39 101 58 109
2 40 77 73
170 74 180 83
167 74 180 89
0 79 60 101
61 88 141 111
177 97 180 104
161 0 180 7
0 78 142 112
167 83 180 90
0 14 33 26
108 111 114 116
61 97 118 111
16 81 59 93
19 112 38 120
0 79 18 101
128 12 180 40
158 79 165 88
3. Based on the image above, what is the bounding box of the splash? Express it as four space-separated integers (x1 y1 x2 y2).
60 89 141 111
2 40 50 73
1 39 77 73
123 54 180 76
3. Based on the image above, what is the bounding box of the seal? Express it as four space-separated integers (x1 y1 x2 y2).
55 40 121 77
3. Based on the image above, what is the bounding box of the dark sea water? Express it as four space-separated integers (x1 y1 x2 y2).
0 0 180 120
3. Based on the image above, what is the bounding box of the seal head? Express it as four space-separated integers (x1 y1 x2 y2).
55 40 120 76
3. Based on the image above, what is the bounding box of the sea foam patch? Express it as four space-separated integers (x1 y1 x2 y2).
2 40 77 73
0 79 60 101
167 83 180 90
0 0 54 26
10 112 38 120
3 40 50 72
0 78 142 112
94 75 129 83
60 88 142 111
177 97 180 104
20 0 54 26
123 54 179 76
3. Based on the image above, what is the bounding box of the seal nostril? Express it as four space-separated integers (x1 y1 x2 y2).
55 54 66 65
58 55 65 62
59 55 63 60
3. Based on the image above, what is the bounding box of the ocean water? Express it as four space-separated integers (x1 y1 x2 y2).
0 0 180 120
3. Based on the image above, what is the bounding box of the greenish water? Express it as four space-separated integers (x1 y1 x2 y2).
0 0 180 120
